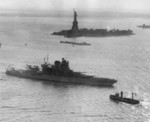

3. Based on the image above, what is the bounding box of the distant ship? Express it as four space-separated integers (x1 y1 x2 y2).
52 9 134 38
60 41 91 46
137 24 150 29
110 91 140 105
6 57 117 87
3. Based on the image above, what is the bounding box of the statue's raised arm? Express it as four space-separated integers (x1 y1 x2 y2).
73 9 77 21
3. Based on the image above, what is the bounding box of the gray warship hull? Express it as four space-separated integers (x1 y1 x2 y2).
6 69 117 86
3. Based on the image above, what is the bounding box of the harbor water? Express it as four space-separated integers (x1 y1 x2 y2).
0 15 150 122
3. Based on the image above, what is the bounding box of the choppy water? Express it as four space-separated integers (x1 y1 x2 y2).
0 15 150 122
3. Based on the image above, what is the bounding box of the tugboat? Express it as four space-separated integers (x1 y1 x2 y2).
137 24 150 29
6 57 117 86
110 91 140 105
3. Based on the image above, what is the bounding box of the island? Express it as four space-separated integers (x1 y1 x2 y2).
52 9 134 38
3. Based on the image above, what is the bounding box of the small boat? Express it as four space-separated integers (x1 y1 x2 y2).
60 41 91 46
137 24 150 29
110 91 140 105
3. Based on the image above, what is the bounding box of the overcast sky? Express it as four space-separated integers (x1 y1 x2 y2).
0 0 150 13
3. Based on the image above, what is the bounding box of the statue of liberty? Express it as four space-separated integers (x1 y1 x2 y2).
73 9 77 21
70 9 79 34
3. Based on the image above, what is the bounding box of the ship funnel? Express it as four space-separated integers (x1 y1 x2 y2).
121 91 123 98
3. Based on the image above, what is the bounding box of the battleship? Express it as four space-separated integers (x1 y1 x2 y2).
52 9 134 38
6 58 117 86
60 41 91 46
137 24 150 29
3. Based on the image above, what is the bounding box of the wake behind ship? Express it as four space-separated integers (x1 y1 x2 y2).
6 58 117 87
